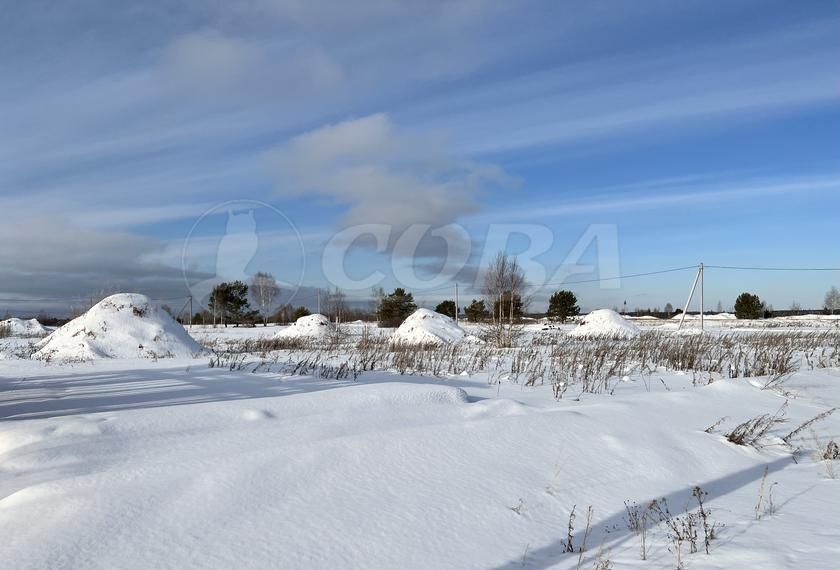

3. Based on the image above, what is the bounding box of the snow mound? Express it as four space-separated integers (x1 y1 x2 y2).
569 309 640 339
32 294 204 361
1 318 49 338
275 314 334 338
391 309 479 346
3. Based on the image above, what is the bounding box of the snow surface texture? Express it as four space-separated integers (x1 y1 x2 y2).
568 308 641 339
32 293 204 361
274 314 334 338
391 308 478 345
0 318 48 338
1 343 838 568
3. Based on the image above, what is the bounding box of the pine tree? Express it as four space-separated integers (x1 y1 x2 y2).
292 306 311 320
209 281 251 326
378 288 417 327
464 299 488 322
825 286 840 315
734 292 762 320
546 290 580 323
434 300 456 319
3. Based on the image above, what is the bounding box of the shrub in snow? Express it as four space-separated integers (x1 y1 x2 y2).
0 318 49 338
568 309 640 339
32 293 204 361
391 308 479 346
274 314 333 339
724 402 788 448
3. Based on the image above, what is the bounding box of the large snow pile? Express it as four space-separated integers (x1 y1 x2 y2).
32 294 204 361
391 308 478 346
275 314 334 339
568 309 641 339
0 318 49 338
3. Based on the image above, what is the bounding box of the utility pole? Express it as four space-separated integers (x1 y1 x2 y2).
678 264 702 331
455 282 459 325
188 296 192 329
700 263 704 333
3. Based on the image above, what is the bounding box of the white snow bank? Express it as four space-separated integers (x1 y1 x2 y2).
672 327 704 336
274 314 333 338
568 309 640 339
0 318 49 338
671 312 736 320
391 309 479 346
32 293 204 361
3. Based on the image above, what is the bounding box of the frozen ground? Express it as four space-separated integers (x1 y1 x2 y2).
1 319 838 569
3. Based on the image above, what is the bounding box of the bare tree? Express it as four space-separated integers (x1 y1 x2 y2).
825 286 840 315
324 287 347 326
481 252 528 346
371 286 386 324
250 272 280 325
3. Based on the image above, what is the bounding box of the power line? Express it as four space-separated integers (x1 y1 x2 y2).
407 265 701 294
541 265 698 287
705 265 840 272
406 262 840 295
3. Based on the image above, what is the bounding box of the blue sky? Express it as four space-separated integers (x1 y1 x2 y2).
1 1 838 314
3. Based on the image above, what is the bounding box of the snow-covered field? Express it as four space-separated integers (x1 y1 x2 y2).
1 311 839 569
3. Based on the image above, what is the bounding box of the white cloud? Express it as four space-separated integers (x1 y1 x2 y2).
164 31 264 88
160 29 343 96
266 114 515 230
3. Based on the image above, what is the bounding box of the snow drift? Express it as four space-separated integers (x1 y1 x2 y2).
391 309 478 346
275 314 334 339
671 312 736 320
33 294 204 361
0 318 49 338
568 309 640 339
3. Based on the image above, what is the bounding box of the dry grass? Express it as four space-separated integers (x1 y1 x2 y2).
724 401 788 447
202 329 840 396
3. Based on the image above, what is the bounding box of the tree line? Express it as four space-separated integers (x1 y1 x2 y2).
190 263 840 327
